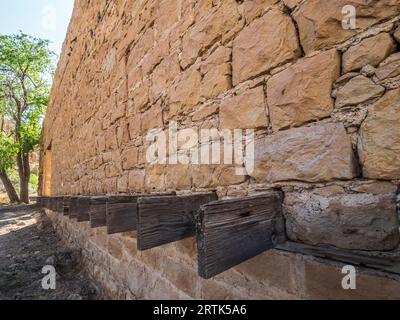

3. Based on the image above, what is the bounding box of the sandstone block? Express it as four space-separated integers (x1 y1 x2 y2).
358 88 400 179
304 257 400 299
284 186 400 250
128 80 150 113
192 165 216 189
150 53 180 101
200 280 246 300
335 75 385 108
374 53 400 81
200 46 232 100
267 50 340 131
192 104 219 122
239 0 280 24
394 26 400 43
117 173 129 193
128 114 141 139
145 165 166 192
251 122 356 183
343 33 396 73
154 0 180 33
294 0 400 54
165 165 192 190
235 250 297 294
283 0 302 9
168 67 201 117
212 165 248 186
161 257 198 297
121 147 138 170
128 169 145 192
232 8 300 85
220 86 268 129
141 102 163 133
181 0 243 69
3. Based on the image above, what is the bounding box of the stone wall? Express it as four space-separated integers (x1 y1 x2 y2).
42 0 400 299
45 209 400 299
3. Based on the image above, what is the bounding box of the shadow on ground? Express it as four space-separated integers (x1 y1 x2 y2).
0 205 101 300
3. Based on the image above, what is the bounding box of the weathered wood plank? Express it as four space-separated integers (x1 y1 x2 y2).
277 241 400 276
50 197 57 211
42 197 51 210
63 196 71 216
68 196 80 219
197 192 285 279
55 196 65 214
106 195 139 234
137 193 218 251
90 196 108 228
40 197 46 208
76 196 91 222
106 193 176 235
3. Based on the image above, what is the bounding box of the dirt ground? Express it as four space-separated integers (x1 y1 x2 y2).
0 204 101 300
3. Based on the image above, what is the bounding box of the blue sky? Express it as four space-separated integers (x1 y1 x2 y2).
0 0 75 56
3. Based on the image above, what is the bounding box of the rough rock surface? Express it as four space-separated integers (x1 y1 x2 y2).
293 0 400 54
284 186 400 251
220 86 268 129
267 50 340 131
335 75 385 108
180 0 243 69
232 8 300 85
358 88 400 179
374 53 400 81
342 33 396 73
0 205 100 300
251 122 356 183
394 26 400 43
41 0 400 299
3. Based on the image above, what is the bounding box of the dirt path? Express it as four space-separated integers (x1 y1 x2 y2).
0 205 100 300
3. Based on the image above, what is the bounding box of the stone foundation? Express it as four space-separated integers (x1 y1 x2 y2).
41 0 400 299
46 209 400 300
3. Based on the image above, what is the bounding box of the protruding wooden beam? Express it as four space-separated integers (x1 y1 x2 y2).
68 196 80 219
42 197 51 209
106 193 176 235
50 197 57 211
55 196 64 214
106 195 138 234
197 192 286 279
76 196 91 222
137 193 218 251
63 196 71 216
89 196 108 228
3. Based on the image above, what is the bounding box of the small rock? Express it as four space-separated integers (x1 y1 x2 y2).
360 65 376 77
67 294 83 301
394 26 400 43
358 87 400 180
335 75 385 108
284 187 400 250
334 72 359 88
342 33 396 73
267 49 340 131
375 53 400 81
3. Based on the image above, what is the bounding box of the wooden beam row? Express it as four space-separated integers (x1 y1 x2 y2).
37 191 286 278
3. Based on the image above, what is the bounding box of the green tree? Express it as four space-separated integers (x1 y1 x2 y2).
0 130 20 203
0 32 54 203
